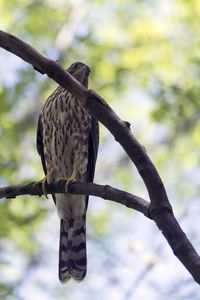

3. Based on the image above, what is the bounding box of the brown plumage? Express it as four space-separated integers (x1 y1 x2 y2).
36 62 99 282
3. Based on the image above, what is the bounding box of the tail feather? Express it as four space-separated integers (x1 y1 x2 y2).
59 218 87 283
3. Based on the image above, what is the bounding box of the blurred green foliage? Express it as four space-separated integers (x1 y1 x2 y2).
0 0 200 299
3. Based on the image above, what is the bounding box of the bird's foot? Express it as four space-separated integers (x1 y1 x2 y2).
35 169 54 199
33 177 48 198
64 176 77 194
59 176 77 194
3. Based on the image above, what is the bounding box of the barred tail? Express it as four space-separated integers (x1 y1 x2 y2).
58 218 87 283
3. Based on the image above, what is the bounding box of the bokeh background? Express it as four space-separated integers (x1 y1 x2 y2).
0 0 200 299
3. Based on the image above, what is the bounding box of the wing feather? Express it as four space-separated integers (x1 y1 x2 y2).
36 115 56 203
86 117 99 207
36 114 47 175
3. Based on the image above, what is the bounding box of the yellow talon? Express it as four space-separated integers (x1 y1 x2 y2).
33 176 49 199
65 177 76 194
58 177 76 194
42 176 49 199
64 166 78 194
35 169 55 199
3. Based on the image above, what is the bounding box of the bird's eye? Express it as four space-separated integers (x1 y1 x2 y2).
72 63 78 69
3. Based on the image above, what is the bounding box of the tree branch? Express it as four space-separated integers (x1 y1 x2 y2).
0 181 150 218
0 29 200 284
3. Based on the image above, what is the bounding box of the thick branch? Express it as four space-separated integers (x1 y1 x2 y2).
0 30 88 101
0 30 200 284
0 181 150 218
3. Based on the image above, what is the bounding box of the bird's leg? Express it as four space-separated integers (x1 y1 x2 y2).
65 165 78 194
35 168 55 199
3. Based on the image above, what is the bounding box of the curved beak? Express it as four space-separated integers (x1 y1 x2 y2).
82 66 90 87
84 66 90 76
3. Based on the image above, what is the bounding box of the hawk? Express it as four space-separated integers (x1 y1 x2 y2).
36 62 99 282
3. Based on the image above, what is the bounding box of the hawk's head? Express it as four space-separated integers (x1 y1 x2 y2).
67 62 90 87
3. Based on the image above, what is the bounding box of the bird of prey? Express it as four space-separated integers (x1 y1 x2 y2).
36 62 99 282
